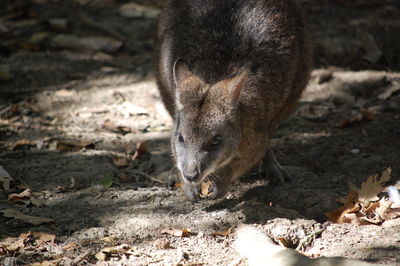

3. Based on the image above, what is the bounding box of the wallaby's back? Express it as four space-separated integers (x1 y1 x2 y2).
157 0 311 125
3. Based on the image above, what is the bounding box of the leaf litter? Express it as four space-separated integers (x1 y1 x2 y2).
326 168 400 225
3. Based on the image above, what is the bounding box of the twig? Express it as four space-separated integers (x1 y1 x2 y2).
72 249 92 265
295 227 326 252
132 170 164 184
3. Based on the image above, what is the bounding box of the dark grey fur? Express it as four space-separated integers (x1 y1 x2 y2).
156 0 312 200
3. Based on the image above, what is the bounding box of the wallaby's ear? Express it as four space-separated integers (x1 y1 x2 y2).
227 70 248 105
173 58 193 89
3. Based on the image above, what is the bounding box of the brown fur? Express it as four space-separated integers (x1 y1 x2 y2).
156 0 312 200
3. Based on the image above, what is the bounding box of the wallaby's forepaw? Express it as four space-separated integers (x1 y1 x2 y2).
262 150 291 185
208 182 229 199
263 161 291 185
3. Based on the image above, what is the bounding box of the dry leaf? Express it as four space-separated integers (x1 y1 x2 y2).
326 190 360 223
358 168 391 206
103 119 132 135
30 232 56 246
95 244 136 261
112 156 129 168
131 142 147 160
153 239 172 249
100 236 117 243
62 242 78 251
277 238 289 248
211 227 232 237
200 181 213 197
0 237 25 252
8 139 33 150
51 34 123 53
161 228 192 237
0 209 54 225
8 189 32 203
338 108 375 128
56 140 95 151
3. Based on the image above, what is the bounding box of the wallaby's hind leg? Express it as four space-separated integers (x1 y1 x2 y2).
261 150 291 185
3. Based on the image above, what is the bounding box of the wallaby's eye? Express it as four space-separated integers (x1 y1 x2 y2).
211 135 223 146
178 134 185 143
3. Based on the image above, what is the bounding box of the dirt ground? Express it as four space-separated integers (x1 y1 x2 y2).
0 0 400 265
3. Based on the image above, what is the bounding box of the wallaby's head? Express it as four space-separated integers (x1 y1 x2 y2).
171 59 248 185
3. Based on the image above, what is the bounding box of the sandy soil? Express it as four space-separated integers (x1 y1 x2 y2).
0 0 399 265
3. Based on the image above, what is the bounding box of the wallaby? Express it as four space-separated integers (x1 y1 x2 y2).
156 0 312 200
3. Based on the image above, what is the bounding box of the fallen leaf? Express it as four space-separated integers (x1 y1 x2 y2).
200 181 213 197
91 172 113 189
327 168 396 225
8 189 32 204
103 119 132 135
338 108 375 128
358 168 391 206
0 237 25 252
55 89 74 97
116 172 132 182
211 227 232 237
0 209 54 225
277 238 289 248
29 232 56 246
100 236 117 243
131 142 147 160
62 242 78 251
161 228 192 237
153 239 171 249
51 34 123 53
8 139 33 150
112 156 129 168
29 32 50 44
95 244 136 261
56 140 95 151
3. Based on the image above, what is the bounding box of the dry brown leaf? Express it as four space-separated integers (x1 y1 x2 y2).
0 237 25 252
8 139 33 150
161 228 192 237
8 189 32 203
326 190 360 223
112 156 129 168
342 213 363 225
56 140 95 151
30 232 56 246
131 142 147 160
95 244 135 261
62 242 78 251
211 227 232 237
103 119 132 135
153 238 172 249
0 209 54 225
358 168 391 206
100 236 117 243
338 108 375 128
200 181 213 197
375 198 392 219
277 238 289 248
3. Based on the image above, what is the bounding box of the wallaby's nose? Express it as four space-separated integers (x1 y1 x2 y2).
183 170 199 182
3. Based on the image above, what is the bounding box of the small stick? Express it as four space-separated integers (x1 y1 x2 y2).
295 227 326 252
